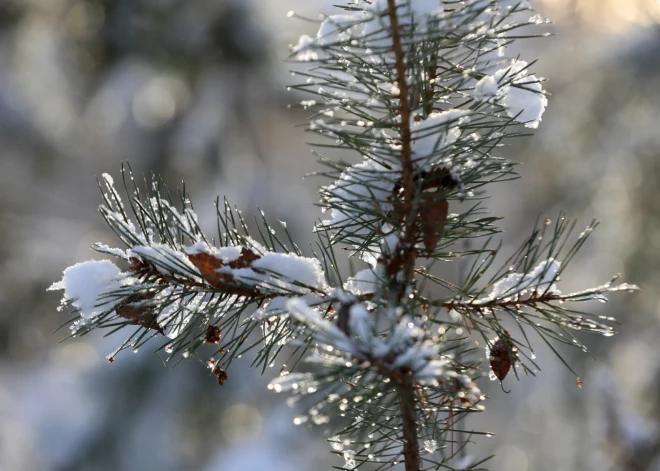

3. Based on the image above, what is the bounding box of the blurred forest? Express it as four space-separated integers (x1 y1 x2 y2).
0 0 658 470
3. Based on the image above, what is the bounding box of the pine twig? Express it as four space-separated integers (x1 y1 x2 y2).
399 381 421 471
387 1 421 469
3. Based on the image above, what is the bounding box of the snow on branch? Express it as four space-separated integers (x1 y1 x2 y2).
473 257 562 304
442 218 639 341
474 59 548 129
49 260 130 319
51 167 331 366
47 2 640 471
278 295 481 395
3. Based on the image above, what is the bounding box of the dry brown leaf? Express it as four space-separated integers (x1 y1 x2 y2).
419 196 448 255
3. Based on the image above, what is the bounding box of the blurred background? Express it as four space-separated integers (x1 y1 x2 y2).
0 0 657 470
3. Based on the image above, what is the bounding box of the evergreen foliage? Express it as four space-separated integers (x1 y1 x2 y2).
49 1 637 470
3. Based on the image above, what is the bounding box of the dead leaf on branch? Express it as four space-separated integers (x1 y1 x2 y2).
187 247 261 295
419 195 448 255
115 290 163 335
116 303 164 335
489 331 517 393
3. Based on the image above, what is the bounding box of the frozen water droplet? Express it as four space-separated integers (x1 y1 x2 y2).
423 439 438 453
329 436 344 451
529 14 548 24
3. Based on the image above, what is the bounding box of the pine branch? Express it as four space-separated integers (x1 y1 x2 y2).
48 2 639 470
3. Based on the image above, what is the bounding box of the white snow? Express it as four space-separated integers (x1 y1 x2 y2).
411 109 471 167
255 296 293 319
381 230 401 255
222 252 328 295
358 315 451 383
261 315 294 346
292 35 318 61
563 282 639 303
345 268 380 295
491 59 547 129
361 0 441 51
130 243 202 279
500 76 547 128
101 172 114 186
347 303 374 344
286 298 356 354
358 0 445 53
414 359 448 381
348 230 400 269
361 1 397 50
49 260 124 318
185 242 242 263
343 449 357 470
134 237 327 296
92 243 128 259
317 13 365 46
155 289 196 339
283 296 452 384
240 236 268 256
323 158 400 230
254 293 324 319
474 75 499 99
477 258 562 303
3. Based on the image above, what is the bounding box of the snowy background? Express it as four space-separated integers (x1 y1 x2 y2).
0 0 658 470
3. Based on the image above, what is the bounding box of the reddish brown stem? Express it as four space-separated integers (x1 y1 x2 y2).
444 291 563 313
386 3 421 469
399 382 421 471
386 0 416 280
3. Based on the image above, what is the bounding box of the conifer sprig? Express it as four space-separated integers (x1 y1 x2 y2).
49 2 638 470
50 164 332 370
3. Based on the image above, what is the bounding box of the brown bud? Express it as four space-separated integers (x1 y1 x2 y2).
212 366 228 386
204 325 222 344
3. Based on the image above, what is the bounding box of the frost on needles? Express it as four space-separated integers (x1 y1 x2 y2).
50 1 637 470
